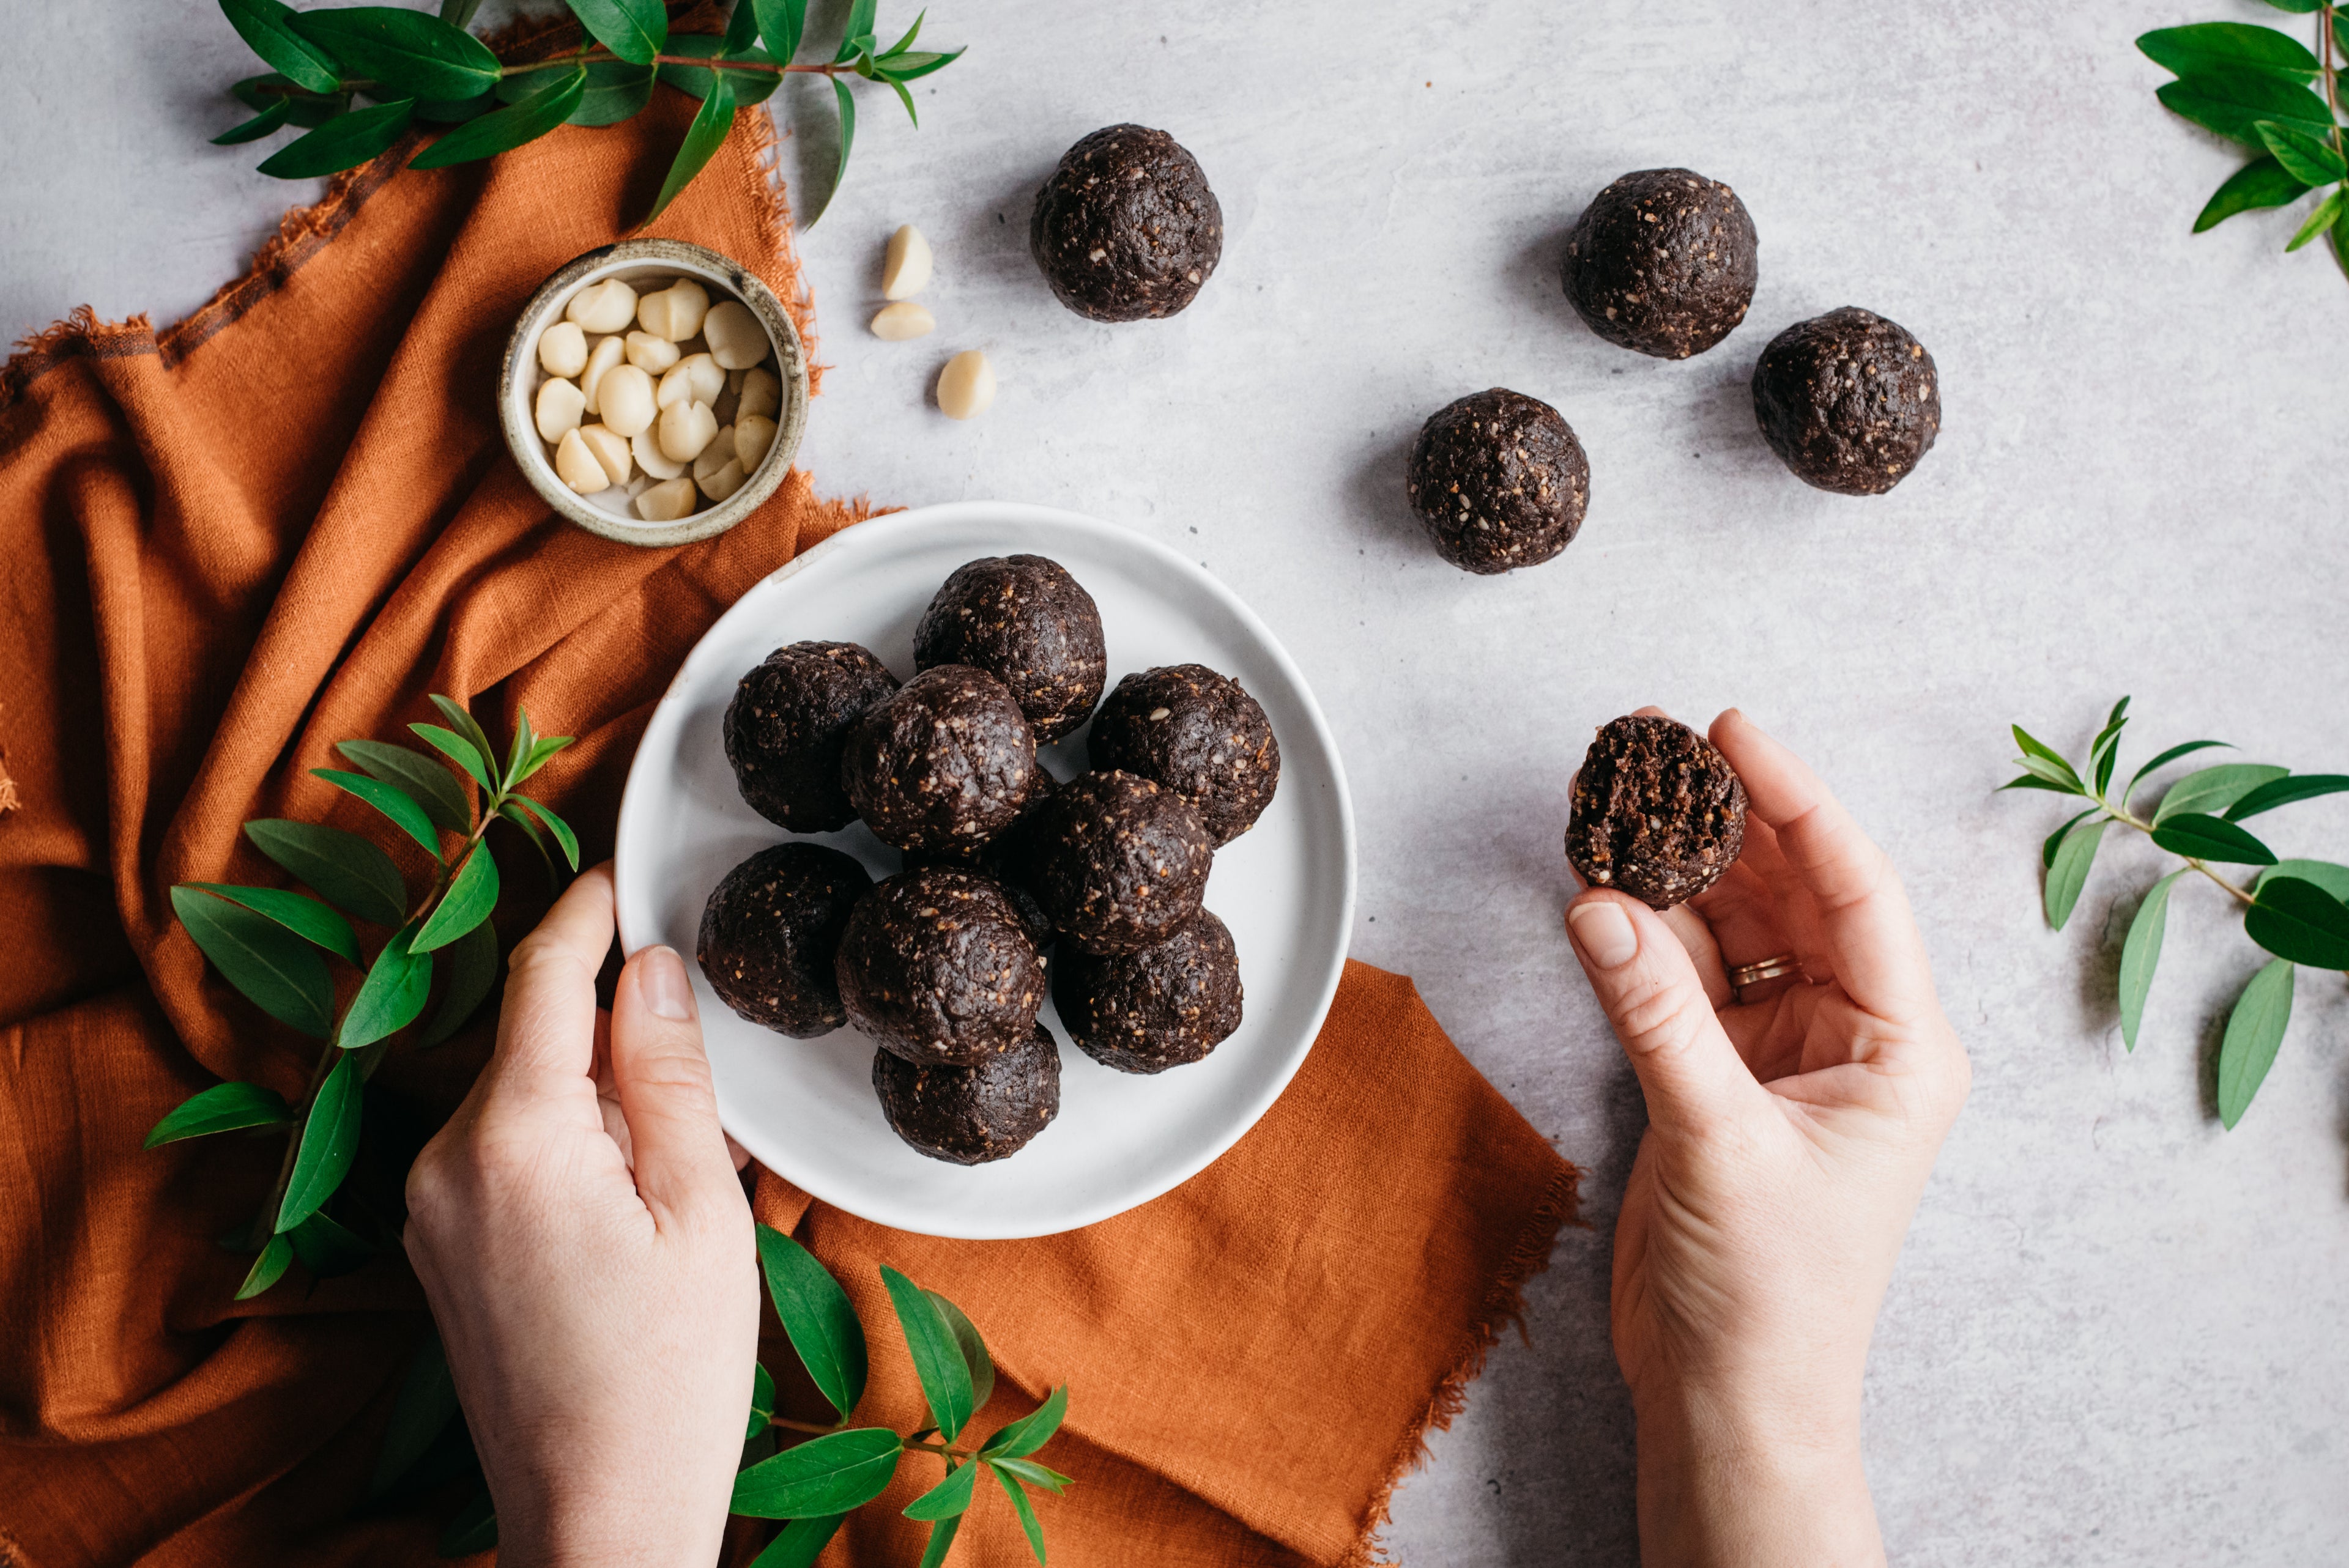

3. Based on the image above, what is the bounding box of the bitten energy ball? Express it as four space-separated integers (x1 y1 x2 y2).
1565 715 1749 910
834 867 1045 1066
696 843 873 1038
1087 665 1280 845
1054 909 1242 1074
1751 307 1941 496
1562 169 1757 360
1030 124 1223 322
840 665 1036 853
1405 388 1590 575
1030 771 1214 955
724 642 900 832
872 1021 1061 1164
914 556 1107 743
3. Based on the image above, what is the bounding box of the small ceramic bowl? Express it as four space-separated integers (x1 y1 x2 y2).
501 239 809 548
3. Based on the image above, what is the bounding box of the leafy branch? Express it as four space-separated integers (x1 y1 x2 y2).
213 0 963 225
2140 1 2349 281
2003 697 2349 1127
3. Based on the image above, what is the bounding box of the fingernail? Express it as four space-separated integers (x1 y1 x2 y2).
639 945 696 1021
1567 901 1638 970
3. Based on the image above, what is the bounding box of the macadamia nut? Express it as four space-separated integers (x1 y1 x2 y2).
936 349 996 420
538 320 588 378
635 476 699 522
882 224 933 300
738 367 781 421
554 427 610 493
638 279 710 342
577 423 633 488
734 413 777 472
692 424 738 484
625 331 680 374
702 301 767 369
579 335 625 413
565 278 639 335
658 353 725 410
697 459 748 503
595 363 656 438
535 376 586 442
631 427 686 480
659 399 719 464
871 301 936 341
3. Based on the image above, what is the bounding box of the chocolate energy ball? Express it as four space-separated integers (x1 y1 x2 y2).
1565 715 1749 910
913 556 1107 742
1562 168 1757 360
840 665 1036 854
1030 124 1223 322
872 1021 1061 1165
834 866 1045 1066
723 642 900 832
1405 389 1590 575
1086 665 1279 845
1054 909 1242 1074
1751 307 1941 496
1030 770 1213 955
696 843 874 1038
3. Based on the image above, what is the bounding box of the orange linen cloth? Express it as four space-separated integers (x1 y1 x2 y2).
0 70 1578 1568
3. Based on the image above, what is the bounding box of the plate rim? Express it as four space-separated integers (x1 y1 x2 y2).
613 500 1358 1238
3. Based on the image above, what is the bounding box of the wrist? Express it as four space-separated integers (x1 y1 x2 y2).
1632 1386 1881 1568
488 1474 729 1568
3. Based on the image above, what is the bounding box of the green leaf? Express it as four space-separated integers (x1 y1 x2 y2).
802 75 856 229
418 916 499 1048
1998 775 2076 794
410 723 497 796
502 708 538 791
2156 70 2337 149
2217 959 2294 1129
215 98 295 144
511 796 580 871
925 1289 994 1415
289 7 500 101
414 842 499 952
221 0 346 94
882 1265 974 1444
237 1233 295 1300
2137 23 2320 79
2256 859 2349 903
313 767 442 857
836 0 879 61
565 0 667 64
884 75 918 127
428 697 504 794
980 1385 1067 1460
747 1361 776 1440
913 1517 962 1568
724 0 764 54
2153 763 2289 823
497 800 560 887
878 9 924 57
188 882 360 964
2255 119 2349 185
2194 155 2317 230
2285 185 2345 251
341 924 434 1049
337 739 471 835
2011 725 2082 789
2088 699 2128 794
371 1332 459 1499
2258 0 2323 13
729 1427 903 1518
2042 808 2099 870
232 73 349 127
438 1485 498 1556
509 733 574 788
278 1054 363 1232
754 0 806 63
2009 753 2084 793
988 1456 1071 1494
2244 876 2349 969
647 72 737 224
904 1458 979 1520
757 1226 869 1422
2227 773 2349 819
440 0 484 26
2148 813 2277 866
2117 870 2185 1052
989 1460 1047 1564
882 47 961 82
171 885 336 1036
257 98 415 179
289 1207 374 1276
749 1514 847 1568
656 36 784 106
2043 816 2107 931
414 92 495 124
500 59 655 126
144 1081 293 1148
410 66 585 169
245 818 408 926
2123 739 2232 805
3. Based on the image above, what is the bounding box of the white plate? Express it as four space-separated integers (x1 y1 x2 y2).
614 502 1356 1239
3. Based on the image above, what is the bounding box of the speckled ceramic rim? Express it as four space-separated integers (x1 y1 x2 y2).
499 238 809 549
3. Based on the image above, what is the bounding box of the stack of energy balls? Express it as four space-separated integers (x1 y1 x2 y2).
697 556 1280 1165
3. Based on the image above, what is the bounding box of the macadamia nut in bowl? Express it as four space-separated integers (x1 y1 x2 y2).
501 239 807 548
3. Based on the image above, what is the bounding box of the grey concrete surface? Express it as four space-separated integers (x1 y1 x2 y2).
6 2 2347 1564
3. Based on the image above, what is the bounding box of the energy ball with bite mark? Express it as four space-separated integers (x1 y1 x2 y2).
696 843 872 1038
1565 715 1748 911
1562 168 1758 360
1031 770 1213 955
834 866 1045 1067
1751 307 1940 496
914 556 1107 742
1087 665 1279 845
1055 909 1242 1074
1406 389 1589 575
1031 124 1222 322
840 665 1036 854
723 642 899 832
872 1021 1061 1165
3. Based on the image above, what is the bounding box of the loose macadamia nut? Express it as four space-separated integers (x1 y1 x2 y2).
632 427 685 479
538 320 588 377
535 376 585 442
580 334 624 413
872 301 937 341
625 330 680 374
660 399 719 464
596 364 656 438
659 353 725 410
883 224 934 299
566 278 639 334
937 350 996 420
703 300 766 369
735 413 777 472
637 279 709 342
739 367 781 421
636 476 697 521
555 427 609 494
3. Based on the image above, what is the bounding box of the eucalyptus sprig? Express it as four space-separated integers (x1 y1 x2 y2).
146 695 578 1300
2140 2 2349 279
213 0 962 225
2003 698 2349 1126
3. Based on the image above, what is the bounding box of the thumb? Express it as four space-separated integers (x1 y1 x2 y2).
1565 890 1764 1139
607 944 741 1223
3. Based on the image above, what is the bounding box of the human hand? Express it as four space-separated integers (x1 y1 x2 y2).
403 865 758 1568
1563 710 1969 1568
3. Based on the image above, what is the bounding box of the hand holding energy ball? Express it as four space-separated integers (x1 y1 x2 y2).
1563 710 1970 1568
